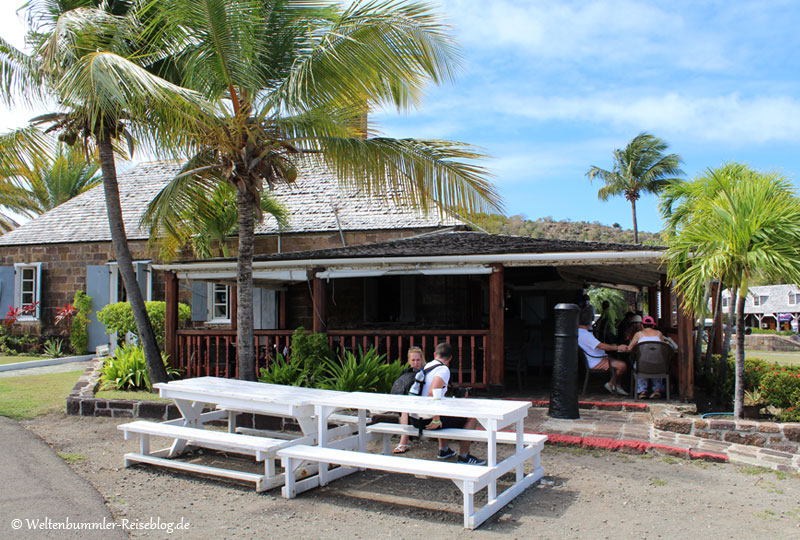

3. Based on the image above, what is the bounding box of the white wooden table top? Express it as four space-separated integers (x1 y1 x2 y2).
309 391 531 422
154 377 346 406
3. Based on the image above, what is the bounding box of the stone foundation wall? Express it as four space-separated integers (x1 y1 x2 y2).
654 416 800 454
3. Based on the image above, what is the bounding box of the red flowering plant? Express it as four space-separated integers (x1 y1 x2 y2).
3 302 39 330
54 304 77 335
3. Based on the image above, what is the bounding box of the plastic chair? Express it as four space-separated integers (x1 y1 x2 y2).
579 349 612 395
629 342 673 400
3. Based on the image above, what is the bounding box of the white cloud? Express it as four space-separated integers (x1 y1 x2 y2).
442 0 732 71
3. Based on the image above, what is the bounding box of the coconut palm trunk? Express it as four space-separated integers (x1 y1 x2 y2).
236 188 256 381
733 289 747 418
97 132 168 384
630 198 639 244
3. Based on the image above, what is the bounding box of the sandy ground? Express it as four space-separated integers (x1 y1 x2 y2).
22 413 800 540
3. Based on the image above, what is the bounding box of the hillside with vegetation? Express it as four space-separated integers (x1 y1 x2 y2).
470 214 664 245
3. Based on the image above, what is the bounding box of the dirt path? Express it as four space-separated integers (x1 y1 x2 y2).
24 413 800 539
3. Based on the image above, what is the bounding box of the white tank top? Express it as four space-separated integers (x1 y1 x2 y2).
638 334 662 343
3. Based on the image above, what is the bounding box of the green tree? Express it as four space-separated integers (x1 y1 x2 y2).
0 141 101 217
663 163 800 418
141 0 503 381
587 132 683 244
157 183 290 259
0 0 204 383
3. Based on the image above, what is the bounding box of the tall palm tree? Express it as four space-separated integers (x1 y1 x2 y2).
0 141 101 217
141 0 503 381
587 132 683 243
0 0 205 383
664 163 800 418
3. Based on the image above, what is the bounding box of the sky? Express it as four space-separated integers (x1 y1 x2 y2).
3 0 800 233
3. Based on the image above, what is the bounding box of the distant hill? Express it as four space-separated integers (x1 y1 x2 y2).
469 214 664 245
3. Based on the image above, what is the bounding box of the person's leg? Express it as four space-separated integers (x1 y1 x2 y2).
440 416 471 455
394 412 410 452
611 359 627 392
459 417 477 455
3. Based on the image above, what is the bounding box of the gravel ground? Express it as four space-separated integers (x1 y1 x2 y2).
24 413 800 540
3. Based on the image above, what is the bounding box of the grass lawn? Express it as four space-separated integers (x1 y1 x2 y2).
745 350 800 367
0 370 83 420
0 355 45 365
95 388 171 402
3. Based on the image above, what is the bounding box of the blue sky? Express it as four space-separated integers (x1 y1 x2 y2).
3 1 800 233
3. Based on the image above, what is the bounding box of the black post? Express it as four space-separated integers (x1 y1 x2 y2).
549 303 580 419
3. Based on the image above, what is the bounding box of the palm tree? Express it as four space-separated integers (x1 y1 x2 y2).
664 163 800 418
587 132 683 243
0 141 101 217
0 1 205 383
141 0 503 381
156 183 290 260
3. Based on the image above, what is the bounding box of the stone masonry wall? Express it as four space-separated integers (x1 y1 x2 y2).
654 415 800 454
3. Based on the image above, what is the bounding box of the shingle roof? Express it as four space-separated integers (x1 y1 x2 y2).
252 231 665 262
0 161 461 246
723 284 800 314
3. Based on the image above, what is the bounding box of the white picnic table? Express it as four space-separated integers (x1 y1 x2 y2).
118 378 546 529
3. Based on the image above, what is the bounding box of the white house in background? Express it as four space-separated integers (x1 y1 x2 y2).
721 284 800 330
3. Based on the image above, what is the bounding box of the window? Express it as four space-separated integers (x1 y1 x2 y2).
108 261 152 303
722 296 728 309
14 263 42 319
752 295 768 307
789 293 800 306
208 283 230 321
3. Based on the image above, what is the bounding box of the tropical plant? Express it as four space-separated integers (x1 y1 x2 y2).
43 338 64 358
100 344 180 391
157 182 290 259
70 290 92 354
587 132 683 244
587 287 627 326
140 0 502 381
257 352 307 386
97 301 191 348
0 141 101 217
320 346 403 393
664 163 800 418
3 302 39 330
0 0 206 384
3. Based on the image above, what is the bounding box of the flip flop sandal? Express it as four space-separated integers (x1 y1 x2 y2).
393 444 410 454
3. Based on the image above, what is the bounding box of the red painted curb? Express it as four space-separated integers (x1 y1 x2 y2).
526 430 729 463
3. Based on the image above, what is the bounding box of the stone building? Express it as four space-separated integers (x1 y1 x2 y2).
0 161 461 351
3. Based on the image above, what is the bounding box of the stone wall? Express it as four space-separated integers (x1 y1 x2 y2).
737 334 800 352
654 415 799 454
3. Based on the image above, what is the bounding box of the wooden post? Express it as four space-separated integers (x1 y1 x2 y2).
675 293 695 400
488 264 504 388
312 270 327 333
660 274 672 329
230 285 238 331
279 290 287 329
164 271 178 367
710 281 723 355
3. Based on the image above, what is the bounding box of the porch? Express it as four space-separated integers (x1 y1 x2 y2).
156 231 707 397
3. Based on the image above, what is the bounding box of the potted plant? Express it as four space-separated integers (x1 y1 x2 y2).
743 390 766 419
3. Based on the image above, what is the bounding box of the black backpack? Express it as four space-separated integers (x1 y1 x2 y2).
390 367 418 395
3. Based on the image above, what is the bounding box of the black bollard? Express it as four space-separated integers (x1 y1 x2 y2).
549 303 580 419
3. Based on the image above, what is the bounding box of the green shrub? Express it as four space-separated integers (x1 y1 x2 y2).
319 347 403 393
759 368 800 410
100 344 180 391
97 301 190 348
776 407 800 423
43 338 64 358
695 355 775 407
288 327 332 387
257 353 307 386
750 328 794 337
70 291 91 354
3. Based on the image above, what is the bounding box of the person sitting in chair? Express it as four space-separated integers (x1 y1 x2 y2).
628 315 672 399
578 306 628 395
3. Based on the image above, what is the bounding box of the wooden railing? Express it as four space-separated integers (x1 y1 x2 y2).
175 328 490 388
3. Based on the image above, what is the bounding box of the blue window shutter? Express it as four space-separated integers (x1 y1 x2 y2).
252 288 262 329
260 289 277 329
86 265 111 351
135 262 150 300
191 281 207 322
0 266 14 316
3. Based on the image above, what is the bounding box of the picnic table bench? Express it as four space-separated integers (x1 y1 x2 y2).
118 420 313 492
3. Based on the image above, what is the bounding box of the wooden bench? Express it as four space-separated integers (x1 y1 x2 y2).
278 444 496 528
118 420 312 492
366 422 547 454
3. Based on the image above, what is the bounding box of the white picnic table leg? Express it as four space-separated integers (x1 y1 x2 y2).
169 399 208 457
357 409 367 453
297 415 317 440
227 410 236 433
516 418 524 482
477 417 498 502
316 405 336 486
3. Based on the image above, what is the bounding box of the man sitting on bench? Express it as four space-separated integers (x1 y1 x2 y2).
419 342 486 466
